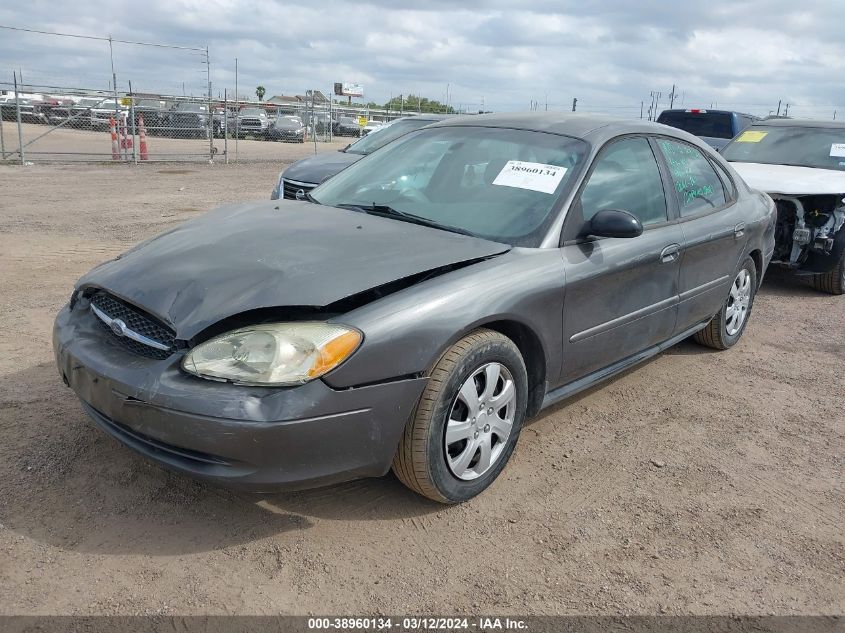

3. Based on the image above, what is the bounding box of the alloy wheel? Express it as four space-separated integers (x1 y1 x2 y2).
444 362 516 481
726 268 752 336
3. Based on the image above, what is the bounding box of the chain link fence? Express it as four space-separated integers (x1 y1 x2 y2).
0 27 431 164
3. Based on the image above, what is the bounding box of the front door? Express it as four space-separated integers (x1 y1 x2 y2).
559 136 682 384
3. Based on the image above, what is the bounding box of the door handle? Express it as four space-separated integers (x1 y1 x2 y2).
734 222 746 238
660 244 681 263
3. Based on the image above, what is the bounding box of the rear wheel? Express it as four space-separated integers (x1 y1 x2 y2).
810 252 845 295
694 256 758 350
392 329 528 504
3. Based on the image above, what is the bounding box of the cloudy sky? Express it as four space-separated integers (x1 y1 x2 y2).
0 0 843 119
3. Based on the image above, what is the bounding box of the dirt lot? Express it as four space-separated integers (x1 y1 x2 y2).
0 163 842 616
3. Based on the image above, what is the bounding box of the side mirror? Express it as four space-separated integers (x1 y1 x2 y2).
588 209 643 238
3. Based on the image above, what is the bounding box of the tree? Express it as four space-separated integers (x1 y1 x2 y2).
255 85 266 101
383 94 454 114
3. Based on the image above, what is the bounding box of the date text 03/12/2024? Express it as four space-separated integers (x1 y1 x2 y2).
306 617 528 630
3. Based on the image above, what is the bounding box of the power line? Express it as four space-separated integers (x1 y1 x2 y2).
0 24 206 51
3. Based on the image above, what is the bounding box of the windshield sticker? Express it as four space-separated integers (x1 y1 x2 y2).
492 161 567 194
735 130 769 143
830 143 845 157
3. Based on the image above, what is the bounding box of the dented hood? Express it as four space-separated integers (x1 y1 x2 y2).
282 150 361 184
78 200 509 339
732 162 845 196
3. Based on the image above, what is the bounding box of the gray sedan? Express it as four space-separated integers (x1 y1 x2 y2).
53 113 775 503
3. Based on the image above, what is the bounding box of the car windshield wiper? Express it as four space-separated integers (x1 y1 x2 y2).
334 203 477 237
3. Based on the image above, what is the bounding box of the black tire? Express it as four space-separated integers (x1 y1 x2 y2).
392 329 528 504
694 256 758 350
809 253 845 295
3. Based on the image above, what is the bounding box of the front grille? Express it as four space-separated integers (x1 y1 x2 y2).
240 118 261 126
89 292 176 360
282 178 317 200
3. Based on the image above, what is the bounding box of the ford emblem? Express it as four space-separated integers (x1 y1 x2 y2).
110 318 128 337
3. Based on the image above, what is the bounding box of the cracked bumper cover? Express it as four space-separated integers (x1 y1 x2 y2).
52 304 427 491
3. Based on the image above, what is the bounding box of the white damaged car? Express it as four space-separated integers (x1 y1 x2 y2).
722 119 845 294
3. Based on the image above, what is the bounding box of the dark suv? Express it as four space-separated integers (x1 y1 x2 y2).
657 109 759 151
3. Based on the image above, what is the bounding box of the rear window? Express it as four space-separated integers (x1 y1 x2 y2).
657 111 734 139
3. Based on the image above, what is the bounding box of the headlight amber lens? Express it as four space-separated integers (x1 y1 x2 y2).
182 323 361 386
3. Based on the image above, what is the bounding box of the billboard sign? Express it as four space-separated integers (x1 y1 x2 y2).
334 82 364 97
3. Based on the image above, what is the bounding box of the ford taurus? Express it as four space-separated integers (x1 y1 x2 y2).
54 113 775 503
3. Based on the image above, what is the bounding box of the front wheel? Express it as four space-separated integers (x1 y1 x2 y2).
694 256 758 350
810 252 845 295
392 329 528 504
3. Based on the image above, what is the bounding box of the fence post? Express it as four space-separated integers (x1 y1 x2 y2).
13 70 24 165
0 101 5 160
129 80 138 165
223 88 229 164
206 46 214 163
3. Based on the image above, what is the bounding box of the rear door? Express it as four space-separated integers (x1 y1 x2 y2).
653 137 748 333
559 136 683 384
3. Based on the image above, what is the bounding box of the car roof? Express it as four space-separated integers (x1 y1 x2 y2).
750 118 845 129
427 111 697 144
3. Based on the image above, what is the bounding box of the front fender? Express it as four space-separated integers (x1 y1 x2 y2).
322 249 566 389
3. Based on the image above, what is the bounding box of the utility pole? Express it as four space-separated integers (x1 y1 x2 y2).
640 101 644 119
545 93 548 111
784 103 790 117
234 57 239 163
571 97 577 112
776 100 781 117
669 84 676 109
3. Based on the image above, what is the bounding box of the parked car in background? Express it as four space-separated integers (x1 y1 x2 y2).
361 120 385 136
0 97 49 124
131 99 167 135
237 107 272 138
166 102 211 139
657 109 759 151
54 113 775 503
334 116 363 137
90 99 128 130
212 107 236 138
272 114 448 199
722 119 845 294
269 115 306 142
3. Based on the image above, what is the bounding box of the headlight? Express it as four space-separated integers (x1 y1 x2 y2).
182 322 361 386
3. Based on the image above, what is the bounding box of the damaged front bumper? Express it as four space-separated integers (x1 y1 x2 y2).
52 303 427 491
772 194 845 273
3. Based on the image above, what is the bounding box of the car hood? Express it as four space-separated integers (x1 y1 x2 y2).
282 151 362 184
732 162 845 195
700 136 730 151
77 200 509 340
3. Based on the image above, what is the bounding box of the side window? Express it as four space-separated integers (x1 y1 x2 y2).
578 137 668 228
657 138 727 216
711 160 736 201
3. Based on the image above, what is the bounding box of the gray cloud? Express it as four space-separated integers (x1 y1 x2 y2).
0 0 843 118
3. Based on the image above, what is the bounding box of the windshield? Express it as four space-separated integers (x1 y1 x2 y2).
311 126 587 246
175 103 207 112
657 111 734 139
722 125 845 171
240 108 265 117
276 117 302 128
137 100 161 108
346 118 436 155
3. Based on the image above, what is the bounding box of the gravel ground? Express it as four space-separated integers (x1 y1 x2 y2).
0 163 843 616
